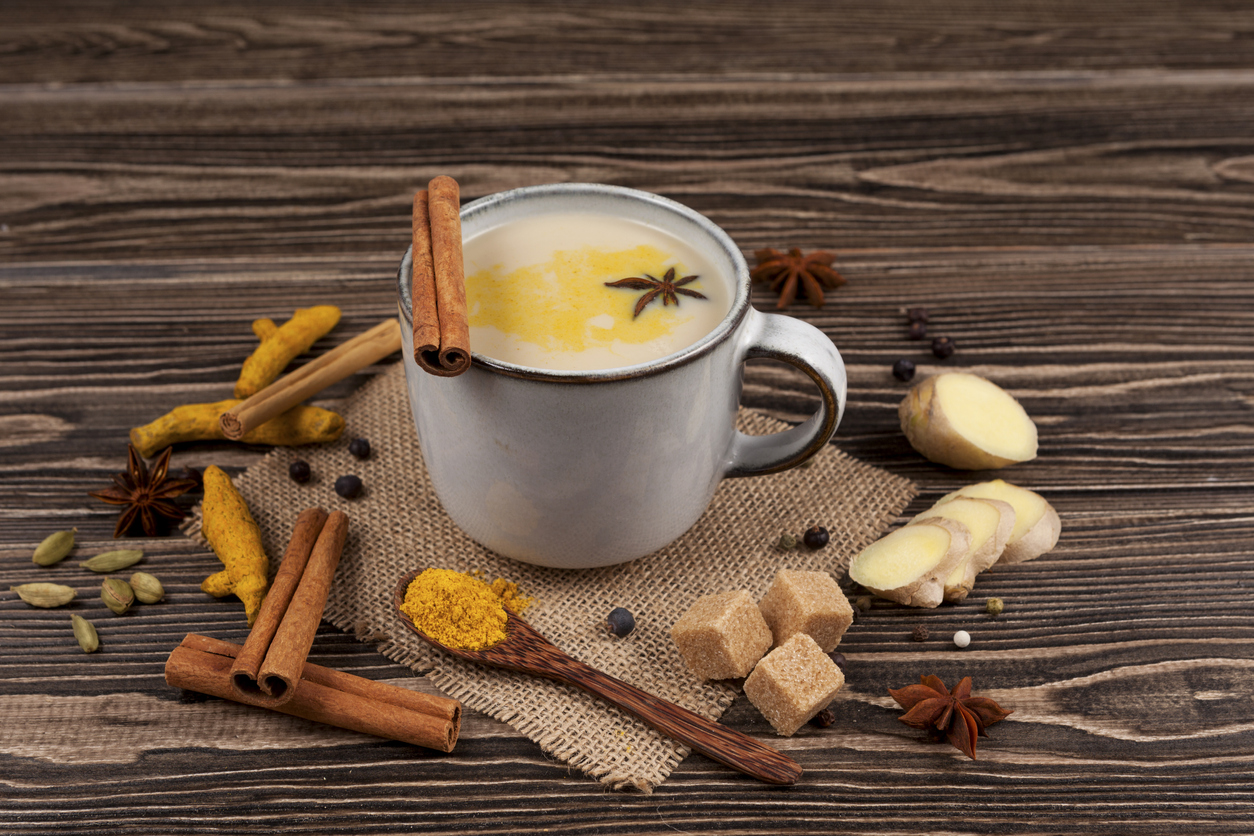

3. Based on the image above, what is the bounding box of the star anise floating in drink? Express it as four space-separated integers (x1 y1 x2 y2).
888 674 1012 760
89 444 199 537
605 267 707 318
751 248 846 308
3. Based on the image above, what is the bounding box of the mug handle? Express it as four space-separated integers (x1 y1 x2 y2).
725 308 847 477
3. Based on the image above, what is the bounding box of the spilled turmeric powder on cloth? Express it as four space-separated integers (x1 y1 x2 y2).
400 568 530 650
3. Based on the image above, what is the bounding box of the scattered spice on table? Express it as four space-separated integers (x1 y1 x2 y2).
88 445 198 538
889 674 1012 759
751 248 846 308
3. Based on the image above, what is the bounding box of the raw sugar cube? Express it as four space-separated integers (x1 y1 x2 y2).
671 590 772 680
758 568 854 652
744 632 845 736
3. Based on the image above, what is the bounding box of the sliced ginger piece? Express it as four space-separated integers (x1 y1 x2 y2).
848 518 971 608
910 497 1014 602
899 372 1037 470
938 479 1061 564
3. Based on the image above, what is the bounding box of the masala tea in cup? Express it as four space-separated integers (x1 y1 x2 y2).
462 212 733 371
399 183 846 569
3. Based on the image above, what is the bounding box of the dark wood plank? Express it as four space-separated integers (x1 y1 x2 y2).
4 2 1254 833
5 73 1254 262
5 0 1254 84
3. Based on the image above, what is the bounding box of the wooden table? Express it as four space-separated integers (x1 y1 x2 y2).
4 2 1253 833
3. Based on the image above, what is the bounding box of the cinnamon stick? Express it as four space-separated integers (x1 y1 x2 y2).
410 189 443 373
422 175 472 377
167 633 460 753
230 507 328 706
219 319 401 440
257 510 350 704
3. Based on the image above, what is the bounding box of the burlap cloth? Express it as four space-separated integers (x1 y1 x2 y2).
207 361 916 791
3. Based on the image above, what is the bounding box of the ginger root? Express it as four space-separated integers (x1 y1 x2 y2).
909 496 1014 602
938 479 1061 564
899 372 1037 470
234 305 341 398
130 399 344 458
199 465 268 625
848 518 971 608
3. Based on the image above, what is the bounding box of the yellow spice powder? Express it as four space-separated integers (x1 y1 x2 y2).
400 568 530 651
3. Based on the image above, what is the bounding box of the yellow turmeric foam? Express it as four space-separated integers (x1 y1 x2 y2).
462 213 731 371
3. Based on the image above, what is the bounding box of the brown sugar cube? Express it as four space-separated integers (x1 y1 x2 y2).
743 632 845 736
670 590 772 680
758 568 854 652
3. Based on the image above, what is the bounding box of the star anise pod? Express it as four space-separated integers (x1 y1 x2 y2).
88 444 199 538
604 267 707 318
750 248 846 309
888 674 1012 760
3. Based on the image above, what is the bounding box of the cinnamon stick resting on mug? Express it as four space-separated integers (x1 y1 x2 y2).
228 507 347 706
220 319 402 440
411 176 471 377
166 633 461 753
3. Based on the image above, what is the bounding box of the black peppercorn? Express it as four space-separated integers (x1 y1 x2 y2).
911 625 929 642
604 607 635 637
908 320 928 340
892 359 916 382
348 438 371 459
803 525 830 549
334 474 363 499
808 708 836 728
906 307 929 323
828 651 847 671
289 460 312 483
931 336 955 359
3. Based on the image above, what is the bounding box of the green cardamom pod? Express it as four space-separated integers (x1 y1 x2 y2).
81 549 143 574
32 528 77 567
71 614 99 653
10 582 77 608
101 578 135 615
129 572 165 604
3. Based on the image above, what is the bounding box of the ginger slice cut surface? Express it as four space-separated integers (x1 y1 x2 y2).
939 479 1061 564
912 496 1014 600
854 524 953 588
899 372 1037 470
935 373 1037 462
849 519 971 608
941 480 1042 543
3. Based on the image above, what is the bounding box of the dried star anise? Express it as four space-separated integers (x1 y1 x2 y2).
604 267 707 318
751 248 846 309
888 674 1012 760
88 444 198 538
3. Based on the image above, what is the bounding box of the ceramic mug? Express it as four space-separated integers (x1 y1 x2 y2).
397 183 846 569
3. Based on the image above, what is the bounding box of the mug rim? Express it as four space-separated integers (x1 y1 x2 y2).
397 182 751 383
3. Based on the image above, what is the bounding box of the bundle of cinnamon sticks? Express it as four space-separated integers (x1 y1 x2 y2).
165 508 461 753
411 175 471 377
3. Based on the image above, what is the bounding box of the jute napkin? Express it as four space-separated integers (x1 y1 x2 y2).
208 361 915 791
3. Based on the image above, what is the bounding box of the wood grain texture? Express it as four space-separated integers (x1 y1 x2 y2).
3 1 1254 833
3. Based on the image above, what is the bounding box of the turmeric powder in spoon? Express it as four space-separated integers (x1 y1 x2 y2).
399 568 531 651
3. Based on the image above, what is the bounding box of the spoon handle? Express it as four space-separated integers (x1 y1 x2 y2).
510 621 802 785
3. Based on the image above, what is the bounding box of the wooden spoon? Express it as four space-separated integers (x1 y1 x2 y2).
393 572 802 785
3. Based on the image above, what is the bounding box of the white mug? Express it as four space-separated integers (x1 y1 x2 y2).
397 183 846 569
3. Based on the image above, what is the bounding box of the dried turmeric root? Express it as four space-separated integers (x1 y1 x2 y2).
199 465 268 625
234 305 341 398
130 399 344 458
